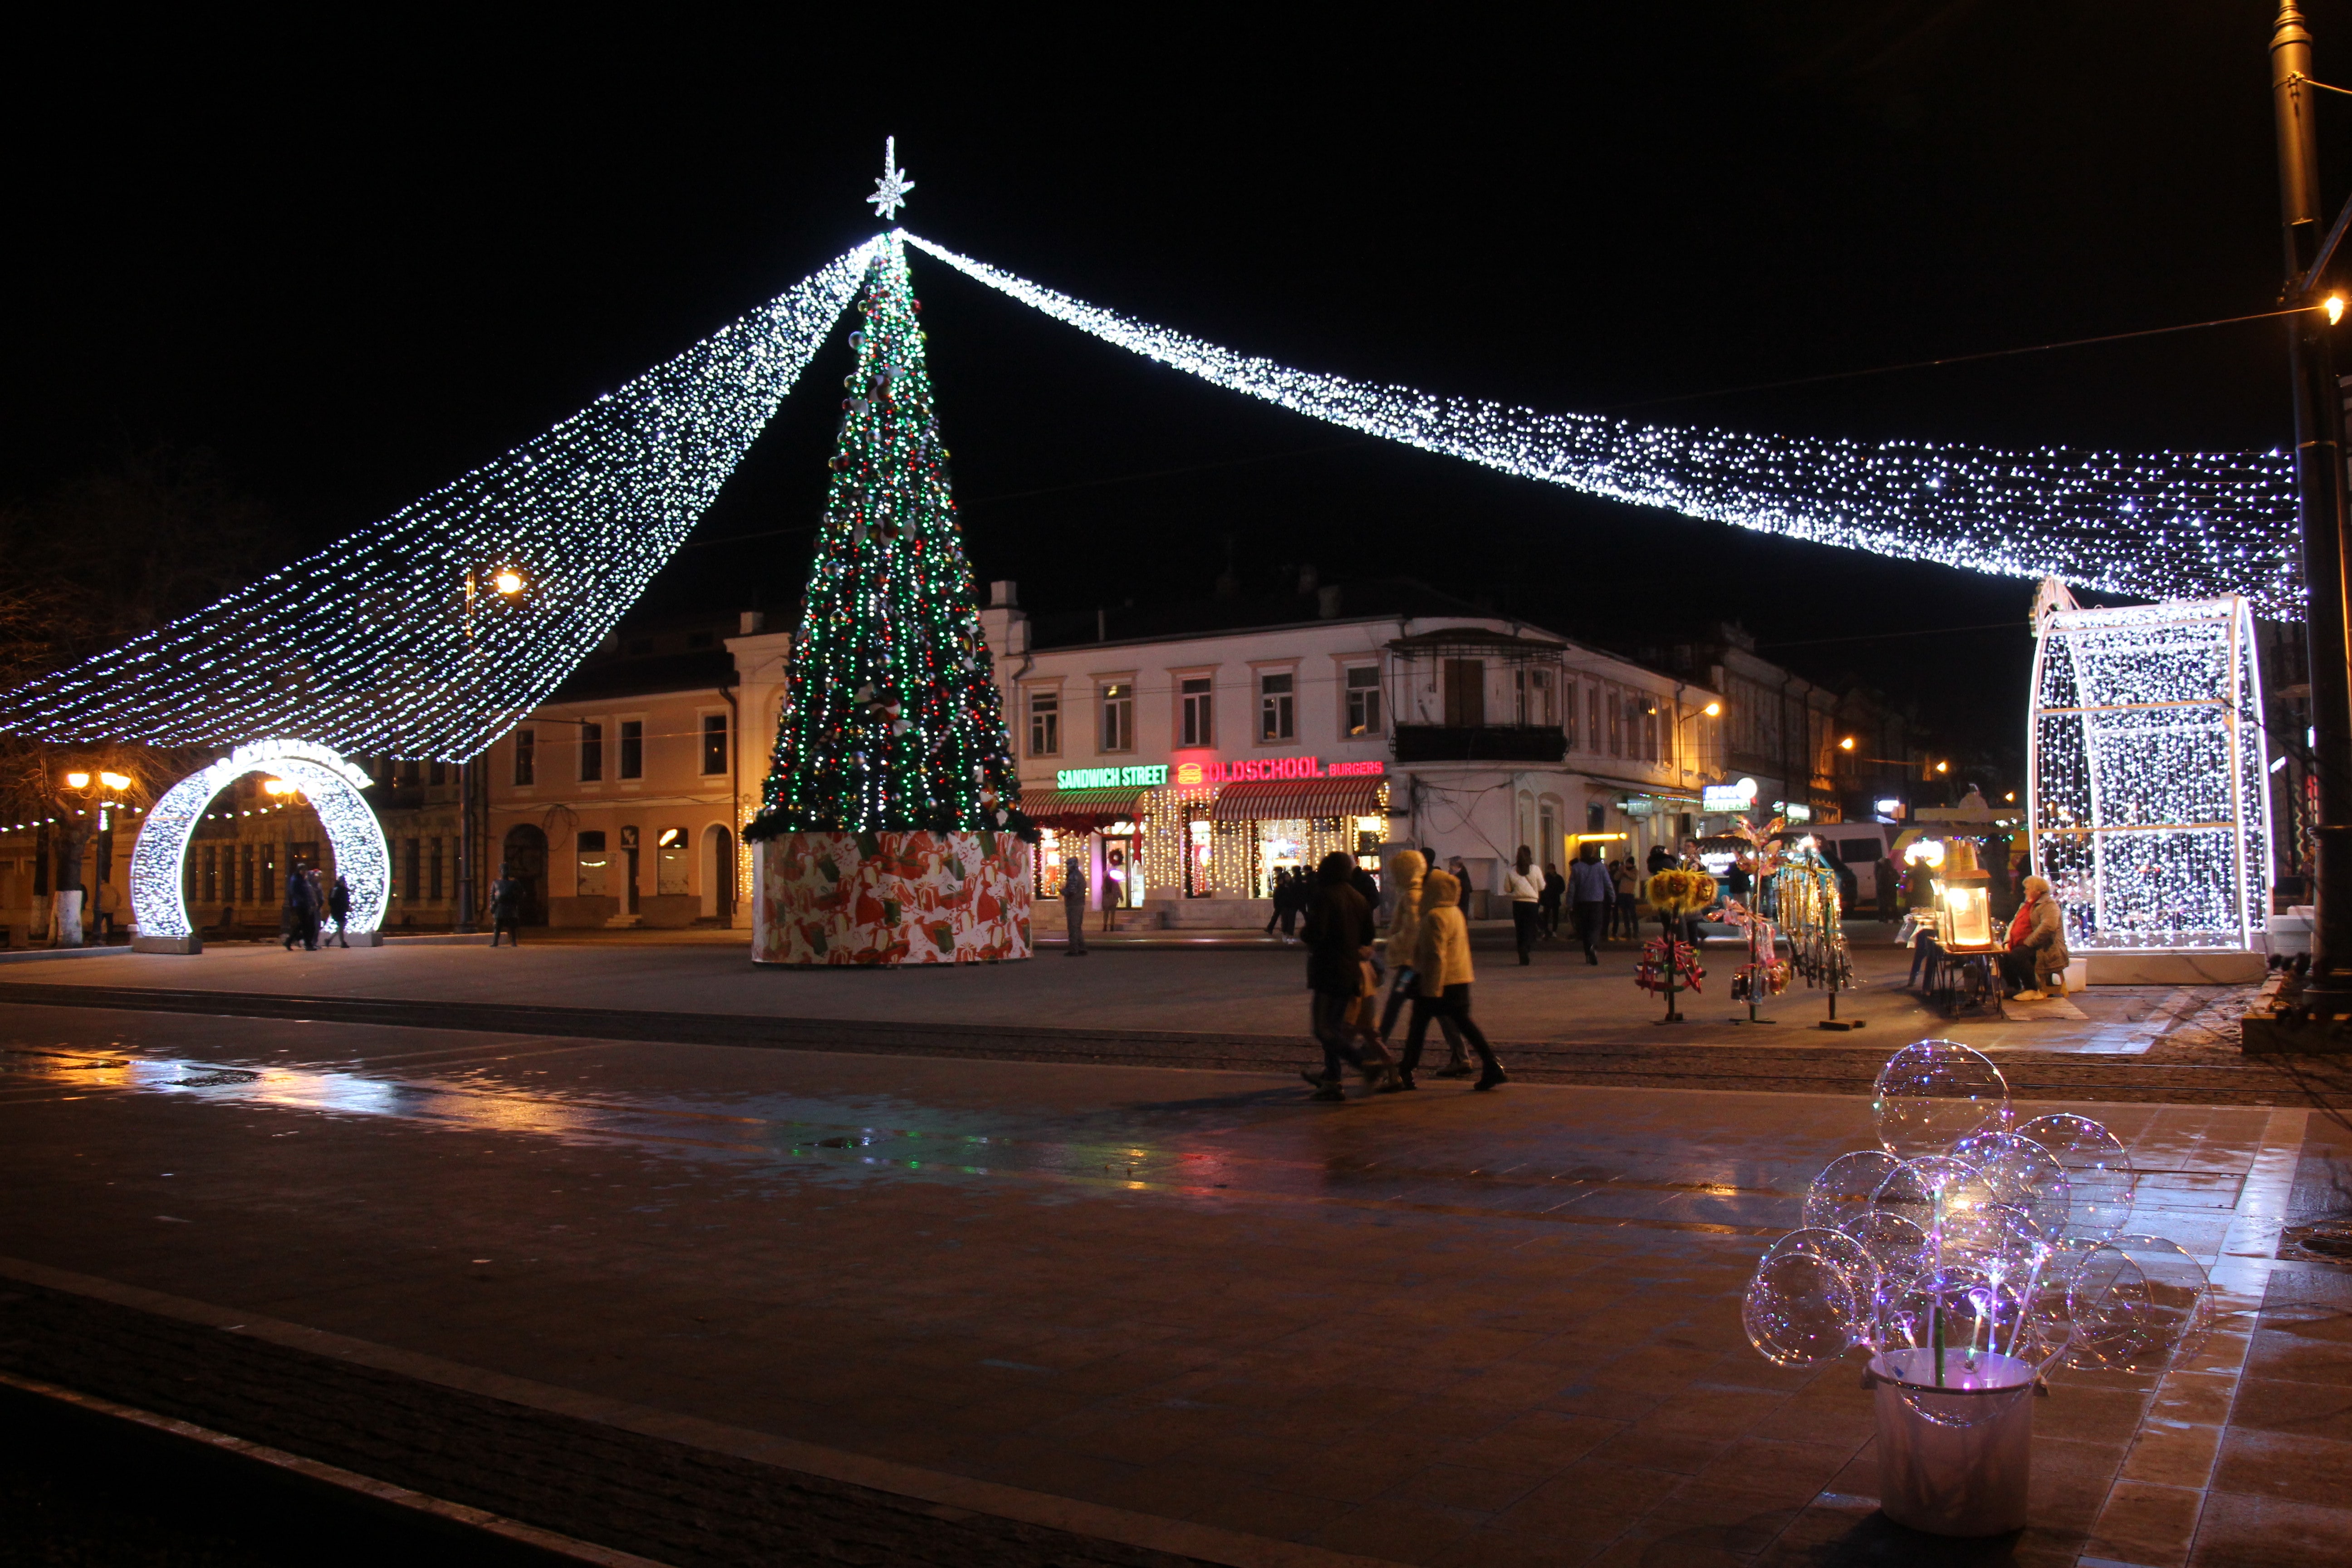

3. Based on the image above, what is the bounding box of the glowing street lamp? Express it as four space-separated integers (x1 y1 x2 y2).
493 568 526 597
99 771 131 792
62 771 90 789
1703 701 1723 717
1934 838 1996 951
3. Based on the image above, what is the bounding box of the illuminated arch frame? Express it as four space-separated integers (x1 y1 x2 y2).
2028 593 2269 954
130 740 390 943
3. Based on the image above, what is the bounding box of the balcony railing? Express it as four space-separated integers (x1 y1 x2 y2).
1393 725 1568 763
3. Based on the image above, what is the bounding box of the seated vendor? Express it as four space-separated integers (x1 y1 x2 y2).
2000 876 2069 1001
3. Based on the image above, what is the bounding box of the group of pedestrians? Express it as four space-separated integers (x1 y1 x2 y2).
279 860 352 951
1299 848 1507 1102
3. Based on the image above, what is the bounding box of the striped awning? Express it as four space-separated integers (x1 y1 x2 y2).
1210 777 1387 823
1020 787 1149 832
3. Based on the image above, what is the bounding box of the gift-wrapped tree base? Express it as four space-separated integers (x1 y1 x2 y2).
753 831 1032 966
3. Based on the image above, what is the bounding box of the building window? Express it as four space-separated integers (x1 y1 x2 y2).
1607 691 1624 757
619 719 644 780
1444 659 1485 728
202 846 217 904
429 837 444 902
1644 702 1661 762
1259 671 1294 742
428 761 447 787
514 727 536 786
700 713 728 775
1100 683 1133 752
1515 669 1557 727
576 830 608 897
403 839 421 902
240 844 255 903
657 826 690 894
1028 689 1060 756
581 721 604 782
1180 676 1213 746
1345 666 1382 736
1563 680 1580 750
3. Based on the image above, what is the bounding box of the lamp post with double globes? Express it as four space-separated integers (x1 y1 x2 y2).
49 768 134 947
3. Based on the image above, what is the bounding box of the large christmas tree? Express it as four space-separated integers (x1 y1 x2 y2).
746 237 1025 840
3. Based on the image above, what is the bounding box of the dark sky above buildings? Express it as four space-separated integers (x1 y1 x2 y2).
6 5 2349 774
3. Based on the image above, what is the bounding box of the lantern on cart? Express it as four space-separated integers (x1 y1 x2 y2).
1935 839 1996 951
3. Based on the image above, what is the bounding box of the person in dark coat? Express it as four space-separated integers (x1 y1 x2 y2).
281 861 319 952
325 875 352 948
1539 862 1567 937
1299 852 1385 1100
487 863 523 947
1062 859 1089 956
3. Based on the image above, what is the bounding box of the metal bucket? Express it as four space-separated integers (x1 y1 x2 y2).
1866 1349 2035 1537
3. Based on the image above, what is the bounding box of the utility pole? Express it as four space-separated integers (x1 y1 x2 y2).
2274 5 2352 1016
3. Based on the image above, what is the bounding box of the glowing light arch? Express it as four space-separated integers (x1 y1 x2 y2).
130 740 390 942
2029 591 2269 953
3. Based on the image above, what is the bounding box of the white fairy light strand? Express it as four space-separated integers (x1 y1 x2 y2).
898 231 2301 616
128 740 389 940
0 240 882 762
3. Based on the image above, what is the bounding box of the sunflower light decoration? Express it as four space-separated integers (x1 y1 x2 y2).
1741 1039 2207 1537
1638 867 1716 1023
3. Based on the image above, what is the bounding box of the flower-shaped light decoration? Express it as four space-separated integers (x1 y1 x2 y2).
1742 1039 2205 1421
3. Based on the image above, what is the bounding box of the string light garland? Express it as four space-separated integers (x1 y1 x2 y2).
128 740 388 941
746 235 1025 838
897 232 2303 616
0 242 881 761
2029 589 2268 951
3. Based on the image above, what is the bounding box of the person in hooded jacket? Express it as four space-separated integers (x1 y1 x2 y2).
1299 852 1387 1100
1398 866 1508 1092
1374 850 1471 1077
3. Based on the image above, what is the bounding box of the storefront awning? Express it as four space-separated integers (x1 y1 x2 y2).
1021 787 1148 831
1210 777 1386 823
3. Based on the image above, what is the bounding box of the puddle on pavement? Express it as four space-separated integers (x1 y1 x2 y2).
0 1041 1834 1230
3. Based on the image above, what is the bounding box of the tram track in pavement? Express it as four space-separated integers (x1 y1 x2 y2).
0 980 2344 1107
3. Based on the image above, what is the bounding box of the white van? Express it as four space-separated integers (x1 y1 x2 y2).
1808 824 1896 909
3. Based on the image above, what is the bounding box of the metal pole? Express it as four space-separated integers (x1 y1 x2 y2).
456 758 475 933
2275 5 2352 1013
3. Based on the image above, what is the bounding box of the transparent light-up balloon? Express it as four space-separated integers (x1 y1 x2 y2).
1804 1150 1900 1232
1872 1040 2013 1158
1745 1039 2205 1385
2015 1112 2136 1243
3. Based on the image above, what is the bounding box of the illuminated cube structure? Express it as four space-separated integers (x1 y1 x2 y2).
2029 589 2268 954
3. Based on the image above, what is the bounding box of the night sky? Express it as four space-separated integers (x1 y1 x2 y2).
9 5 2351 781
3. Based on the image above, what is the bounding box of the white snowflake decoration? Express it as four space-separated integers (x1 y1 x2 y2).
867 137 915 220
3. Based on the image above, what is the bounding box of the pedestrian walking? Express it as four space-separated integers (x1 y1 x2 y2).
1504 846 1542 965
1540 861 1567 937
1448 857 1472 919
1646 843 1673 877
281 861 319 951
488 863 524 947
1396 865 1508 1092
1374 849 1470 1076
1569 845 1612 965
1062 859 1089 956
1610 857 1638 940
1300 853 1387 1100
325 874 352 947
1874 855 1898 923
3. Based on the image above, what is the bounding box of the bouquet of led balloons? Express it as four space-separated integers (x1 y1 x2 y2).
1743 1039 2208 1404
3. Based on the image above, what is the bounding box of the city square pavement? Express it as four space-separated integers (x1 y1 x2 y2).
0 924 2251 1056
1 990 2347 1567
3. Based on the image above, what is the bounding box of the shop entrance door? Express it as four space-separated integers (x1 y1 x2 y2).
1256 818 1309 899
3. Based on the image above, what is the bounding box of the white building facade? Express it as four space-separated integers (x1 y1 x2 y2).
976 583 1722 925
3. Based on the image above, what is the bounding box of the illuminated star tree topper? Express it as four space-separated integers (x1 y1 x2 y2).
868 136 915 220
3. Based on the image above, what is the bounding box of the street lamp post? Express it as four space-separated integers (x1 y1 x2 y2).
2272 5 2352 1016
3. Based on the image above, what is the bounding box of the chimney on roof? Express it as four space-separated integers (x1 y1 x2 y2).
989 579 1018 608
1298 564 1319 595
739 610 765 635
1318 584 1342 619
